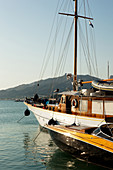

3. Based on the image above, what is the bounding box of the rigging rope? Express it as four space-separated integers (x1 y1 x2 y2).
49 0 74 96
39 0 60 80
54 2 73 76
37 0 99 97
78 0 99 78
40 0 71 81
57 20 74 76
83 0 92 75
86 0 99 77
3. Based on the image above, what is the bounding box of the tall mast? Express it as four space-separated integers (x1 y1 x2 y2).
73 0 78 90
59 0 93 90
108 61 109 79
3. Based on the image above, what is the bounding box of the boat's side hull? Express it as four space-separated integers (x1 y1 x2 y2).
92 80 113 91
24 102 105 127
48 128 113 169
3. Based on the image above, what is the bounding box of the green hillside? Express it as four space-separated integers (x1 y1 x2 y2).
0 74 99 100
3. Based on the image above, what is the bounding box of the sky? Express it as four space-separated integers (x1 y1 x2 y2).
0 0 113 90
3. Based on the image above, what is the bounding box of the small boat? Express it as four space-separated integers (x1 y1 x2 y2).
15 99 24 102
92 80 113 92
45 123 113 169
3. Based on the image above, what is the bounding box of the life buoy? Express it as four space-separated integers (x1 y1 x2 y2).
72 99 78 108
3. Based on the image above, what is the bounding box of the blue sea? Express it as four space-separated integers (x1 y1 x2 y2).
0 100 107 170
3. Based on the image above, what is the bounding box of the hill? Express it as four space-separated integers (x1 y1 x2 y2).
0 74 99 100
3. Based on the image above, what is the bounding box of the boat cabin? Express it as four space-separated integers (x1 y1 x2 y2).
58 95 71 113
57 88 113 122
25 81 113 124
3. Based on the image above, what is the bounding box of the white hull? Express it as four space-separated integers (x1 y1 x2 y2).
92 80 113 91
24 102 105 127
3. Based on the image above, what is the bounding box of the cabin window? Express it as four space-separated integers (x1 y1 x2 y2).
104 101 113 115
79 100 88 112
49 100 56 104
92 100 103 115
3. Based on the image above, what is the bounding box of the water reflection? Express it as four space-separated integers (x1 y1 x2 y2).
23 128 57 168
23 129 105 170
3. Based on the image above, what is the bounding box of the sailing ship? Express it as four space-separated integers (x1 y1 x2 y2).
24 0 113 128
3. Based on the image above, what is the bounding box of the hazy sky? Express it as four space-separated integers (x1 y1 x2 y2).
0 0 113 90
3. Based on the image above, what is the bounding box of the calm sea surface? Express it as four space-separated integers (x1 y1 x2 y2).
0 100 107 170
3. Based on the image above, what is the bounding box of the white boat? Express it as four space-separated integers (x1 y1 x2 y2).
24 0 113 128
92 80 113 91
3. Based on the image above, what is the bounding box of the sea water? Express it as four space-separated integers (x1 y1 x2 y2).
0 100 106 170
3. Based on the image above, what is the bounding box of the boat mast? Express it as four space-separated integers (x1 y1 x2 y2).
59 0 93 90
108 61 109 79
73 0 78 90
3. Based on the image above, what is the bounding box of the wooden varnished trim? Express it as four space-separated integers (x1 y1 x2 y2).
46 125 113 153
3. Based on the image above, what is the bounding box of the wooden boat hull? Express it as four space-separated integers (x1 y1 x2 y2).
46 125 113 169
